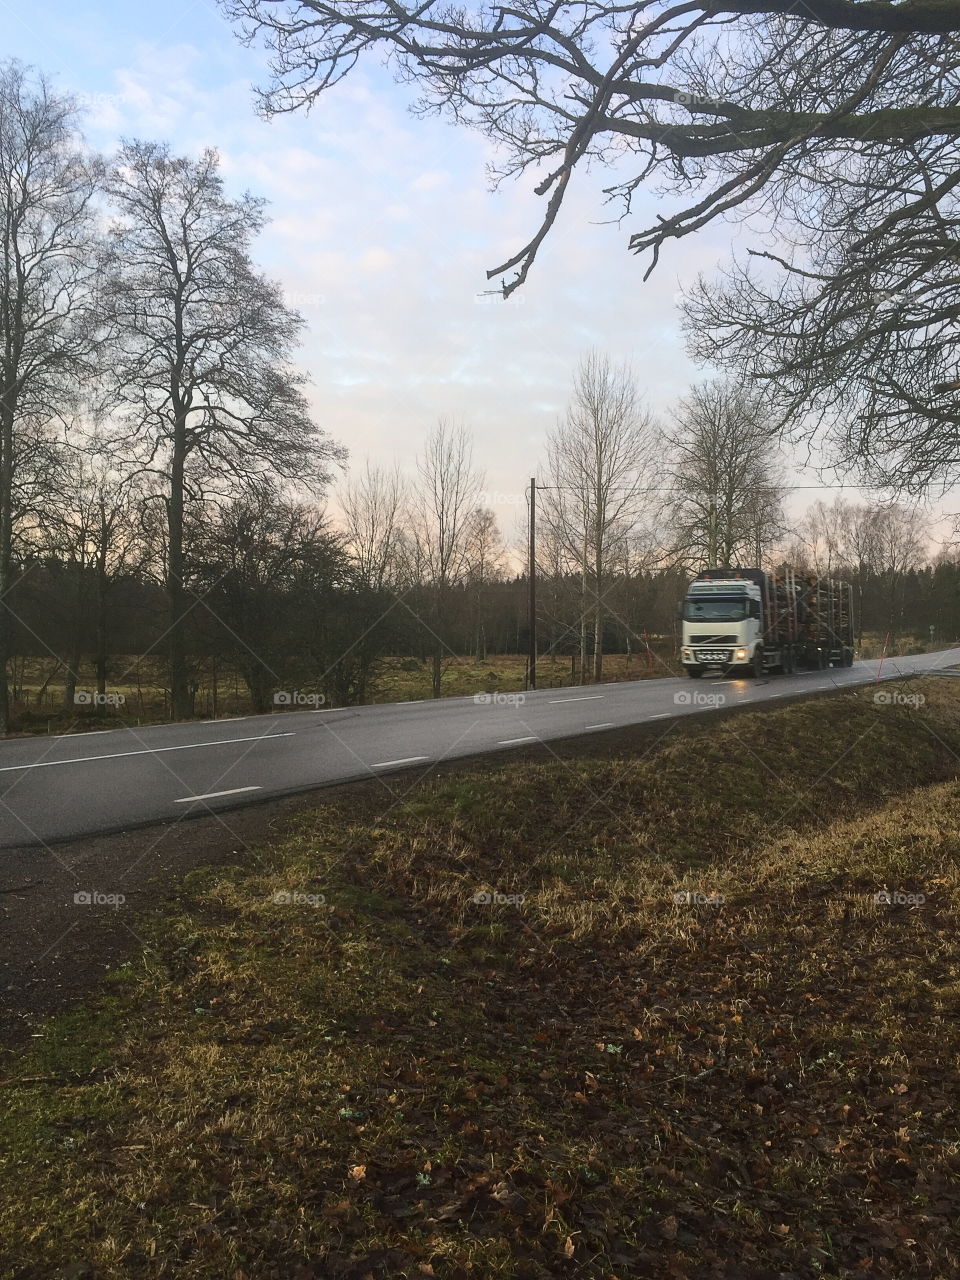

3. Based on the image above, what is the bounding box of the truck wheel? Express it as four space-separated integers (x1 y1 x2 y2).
686 666 703 678
843 647 854 667
751 649 764 678
782 646 795 675
817 649 829 670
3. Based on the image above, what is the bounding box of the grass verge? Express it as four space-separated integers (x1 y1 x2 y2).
2 678 960 1278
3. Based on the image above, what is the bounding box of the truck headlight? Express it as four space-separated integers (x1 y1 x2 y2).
735 648 747 660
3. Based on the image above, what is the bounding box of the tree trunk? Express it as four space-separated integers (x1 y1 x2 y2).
63 652 82 714
95 508 109 698
707 497 718 568
593 554 603 684
167 423 191 719
579 529 589 683
431 585 444 697
857 582 865 647
34 660 62 708
0 404 13 734
95 623 107 699
246 664 272 714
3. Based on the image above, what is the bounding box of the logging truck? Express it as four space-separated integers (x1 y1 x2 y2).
679 567 855 678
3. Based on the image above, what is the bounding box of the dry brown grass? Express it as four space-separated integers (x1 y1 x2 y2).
2 677 960 1278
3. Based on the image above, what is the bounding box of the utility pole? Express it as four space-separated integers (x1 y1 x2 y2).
528 477 537 690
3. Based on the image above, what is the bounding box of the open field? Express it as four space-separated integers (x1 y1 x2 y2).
2 676 960 1277
371 649 676 701
1 650 679 734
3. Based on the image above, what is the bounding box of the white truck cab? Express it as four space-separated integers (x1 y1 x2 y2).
680 577 764 677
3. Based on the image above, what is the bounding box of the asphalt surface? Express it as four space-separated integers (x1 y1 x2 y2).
1 647 958 850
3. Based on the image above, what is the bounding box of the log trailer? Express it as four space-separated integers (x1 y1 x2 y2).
680 567 855 678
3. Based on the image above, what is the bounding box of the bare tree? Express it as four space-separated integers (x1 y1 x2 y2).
102 140 344 719
0 62 100 731
221 2 960 495
797 496 928 641
682 143 960 496
410 420 483 697
190 483 344 712
340 461 407 592
222 1 960 298
463 505 505 661
666 382 785 570
532 514 584 678
798 499 860 578
47 444 146 711
797 498 873 644
541 351 655 682
868 503 929 637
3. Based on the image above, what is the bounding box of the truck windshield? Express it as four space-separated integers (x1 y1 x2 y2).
683 596 748 622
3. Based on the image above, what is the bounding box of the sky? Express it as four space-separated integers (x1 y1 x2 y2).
0 0 942 550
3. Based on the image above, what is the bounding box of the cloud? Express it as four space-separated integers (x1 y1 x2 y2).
40 22 721 503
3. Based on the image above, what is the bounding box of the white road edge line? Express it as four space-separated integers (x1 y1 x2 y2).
585 722 615 730
0 732 296 773
374 756 431 767
498 736 539 745
175 786 263 804
649 713 671 719
549 695 605 703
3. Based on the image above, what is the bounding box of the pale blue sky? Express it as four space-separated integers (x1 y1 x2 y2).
0 0 928 543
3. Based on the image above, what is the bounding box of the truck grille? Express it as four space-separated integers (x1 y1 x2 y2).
695 648 733 663
690 634 737 643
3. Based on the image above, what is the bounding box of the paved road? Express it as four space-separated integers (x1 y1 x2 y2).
1 648 957 850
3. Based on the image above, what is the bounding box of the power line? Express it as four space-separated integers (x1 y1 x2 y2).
534 483 915 495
